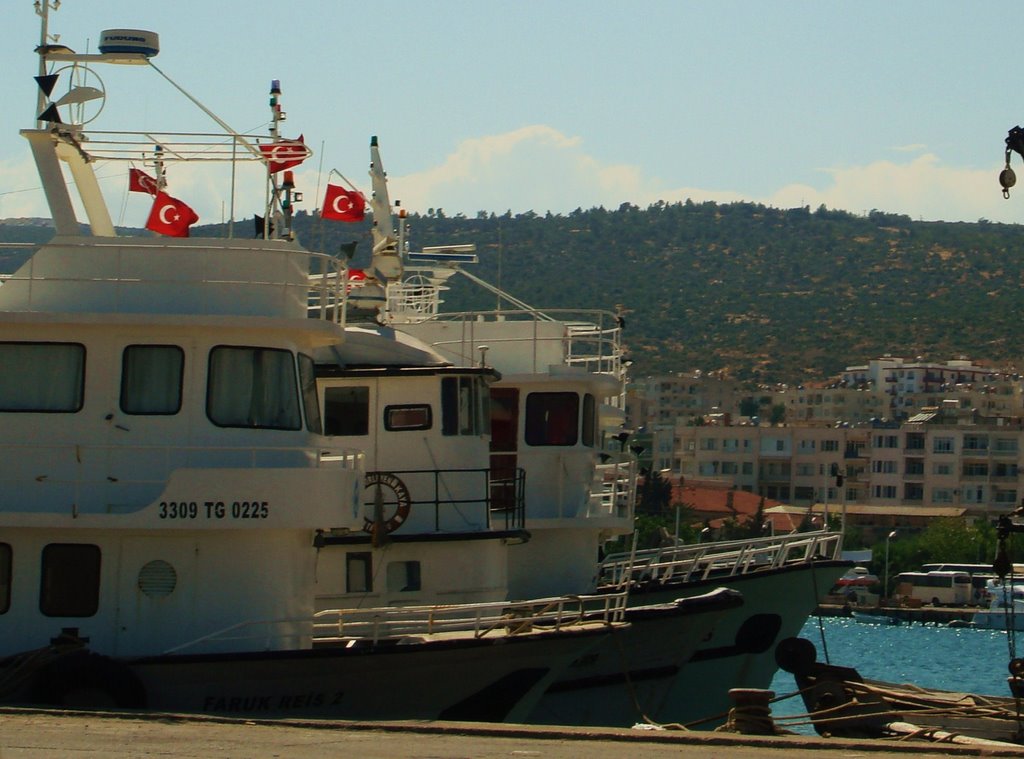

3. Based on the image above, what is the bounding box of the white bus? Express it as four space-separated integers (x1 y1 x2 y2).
893 570 972 606
921 563 1000 604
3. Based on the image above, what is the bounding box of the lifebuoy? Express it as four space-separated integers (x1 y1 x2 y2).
362 471 412 534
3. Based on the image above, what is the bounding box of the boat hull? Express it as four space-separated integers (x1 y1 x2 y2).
528 587 743 727
622 560 849 727
9 626 613 723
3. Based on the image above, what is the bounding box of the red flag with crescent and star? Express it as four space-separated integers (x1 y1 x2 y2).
145 191 199 237
128 168 160 196
321 184 366 222
258 134 308 174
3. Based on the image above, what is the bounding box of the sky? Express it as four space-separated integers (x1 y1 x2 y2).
3 1 1024 227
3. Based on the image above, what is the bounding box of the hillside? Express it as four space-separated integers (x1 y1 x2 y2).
4 201 1024 383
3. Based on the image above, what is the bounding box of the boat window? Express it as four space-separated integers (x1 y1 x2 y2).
384 404 432 432
298 354 322 434
0 543 9 614
120 344 184 415
346 552 372 593
442 376 489 436
323 386 369 436
206 346 301 430
582 393 596 447
386 561 422 592
0 342 84 413
39 543 101 617
525 392 579 446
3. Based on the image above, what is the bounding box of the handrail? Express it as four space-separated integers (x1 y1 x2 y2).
362 467 525 532
4 238 349 325
589 453 636 519
598 530 844 587
312 590 630 644
161 590 630 653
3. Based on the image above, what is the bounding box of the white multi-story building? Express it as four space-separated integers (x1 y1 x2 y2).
670 406 1022 516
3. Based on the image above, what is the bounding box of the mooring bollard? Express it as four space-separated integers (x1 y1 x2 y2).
724 688 776 735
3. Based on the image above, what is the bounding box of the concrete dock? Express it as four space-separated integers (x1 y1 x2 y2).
2 707 1022 758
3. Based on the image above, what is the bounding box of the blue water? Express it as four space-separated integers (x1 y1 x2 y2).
768 616 1019 728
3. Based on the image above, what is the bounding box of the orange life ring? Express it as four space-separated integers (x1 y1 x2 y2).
362 471 412 534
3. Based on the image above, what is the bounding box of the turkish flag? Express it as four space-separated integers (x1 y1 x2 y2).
321 184 366 222
129 168 159 196
145 191 199 237
258 134 308 174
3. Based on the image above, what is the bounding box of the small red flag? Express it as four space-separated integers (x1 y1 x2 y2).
259 134 308 174
129 168 159 196
321 184 366 222
145 191 199 238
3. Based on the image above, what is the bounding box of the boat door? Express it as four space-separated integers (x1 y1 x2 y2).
114 537 198 657
490 387 519 510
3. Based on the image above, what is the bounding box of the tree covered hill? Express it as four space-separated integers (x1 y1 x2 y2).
4 201 1024 383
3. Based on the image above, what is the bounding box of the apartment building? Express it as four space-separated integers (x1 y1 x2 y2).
670 408 1023 516
632 372 745 427
631 357 1023 431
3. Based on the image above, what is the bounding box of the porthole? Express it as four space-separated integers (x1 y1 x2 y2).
137 559 177 598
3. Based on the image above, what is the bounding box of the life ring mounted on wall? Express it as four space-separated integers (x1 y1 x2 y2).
362 471 412 534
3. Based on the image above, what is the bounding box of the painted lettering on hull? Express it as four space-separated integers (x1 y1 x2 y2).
201 691 342 712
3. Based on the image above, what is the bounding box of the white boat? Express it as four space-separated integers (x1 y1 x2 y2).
591 530 849 726
372 214 849 726
0 3 635 720
301 129 745 724
972 580 1024 631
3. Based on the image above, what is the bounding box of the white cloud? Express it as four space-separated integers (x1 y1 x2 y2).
388 126 648 214
767 155 1012 222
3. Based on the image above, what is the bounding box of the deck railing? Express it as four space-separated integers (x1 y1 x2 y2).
312 590 630 644
161 590 630 653
360 467 526 532
589 453 636 519
598 530 845 587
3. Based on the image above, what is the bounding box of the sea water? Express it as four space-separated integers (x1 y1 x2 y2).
767 615 1020 729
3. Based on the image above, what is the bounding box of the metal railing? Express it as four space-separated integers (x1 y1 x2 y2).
3 238 349 323
312 590 630 644
589 453 636 519
598 530 845 588
161 590 629 654
364 467 526 532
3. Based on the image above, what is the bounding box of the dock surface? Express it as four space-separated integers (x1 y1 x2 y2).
1 707 1021 758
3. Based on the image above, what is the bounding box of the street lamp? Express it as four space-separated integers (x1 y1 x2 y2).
700 526 711 543
884 529 898 602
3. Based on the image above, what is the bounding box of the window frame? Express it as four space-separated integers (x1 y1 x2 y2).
119 344 184 416
384 404 433 432
0 341 85 413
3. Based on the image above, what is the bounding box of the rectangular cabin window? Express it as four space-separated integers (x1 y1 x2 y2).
582 393 596 447
386 561 422 592
442 376 490 436
0 342 84 412
0 543 10 614
346 552 372 593
207 346 300 430
298 354 322 434
39 543 101 617
323 386 369 436
120 344 183 415
384 404 432 431
525 392 579 446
